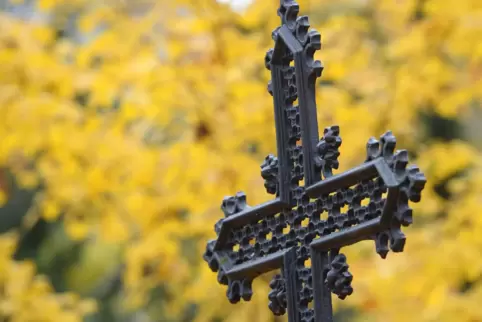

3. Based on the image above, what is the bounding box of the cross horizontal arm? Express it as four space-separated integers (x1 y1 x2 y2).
310 217 380 251
305 158 398 197
219 182 400 283
226 248 290 280
214 198 288 251
223 198 287 229
225 215 387 282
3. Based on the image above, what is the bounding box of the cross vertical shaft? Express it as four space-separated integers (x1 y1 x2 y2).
284 248 301 322
311 249 333 322
270 63 293 204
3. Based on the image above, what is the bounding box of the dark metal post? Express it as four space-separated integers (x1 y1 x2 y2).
284 248 301 322
270 63 294 205
311 249 333 322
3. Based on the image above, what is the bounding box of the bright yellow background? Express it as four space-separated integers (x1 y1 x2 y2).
0 0 481 321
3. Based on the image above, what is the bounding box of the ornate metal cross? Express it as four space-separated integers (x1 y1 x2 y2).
203 1 426 321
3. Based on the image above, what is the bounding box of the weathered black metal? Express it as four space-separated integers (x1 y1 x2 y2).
203 1 427 321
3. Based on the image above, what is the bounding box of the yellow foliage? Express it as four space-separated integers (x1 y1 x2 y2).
0 233 96 321
0 0 480 321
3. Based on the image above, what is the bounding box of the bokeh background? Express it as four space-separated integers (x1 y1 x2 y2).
0 0 481 321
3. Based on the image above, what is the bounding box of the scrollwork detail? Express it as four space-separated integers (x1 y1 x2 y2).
268 274 287 316
315 125 342 179
325 253 353 300
261 154 279 195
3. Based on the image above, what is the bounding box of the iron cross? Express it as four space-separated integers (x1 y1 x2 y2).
203 1 426 321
